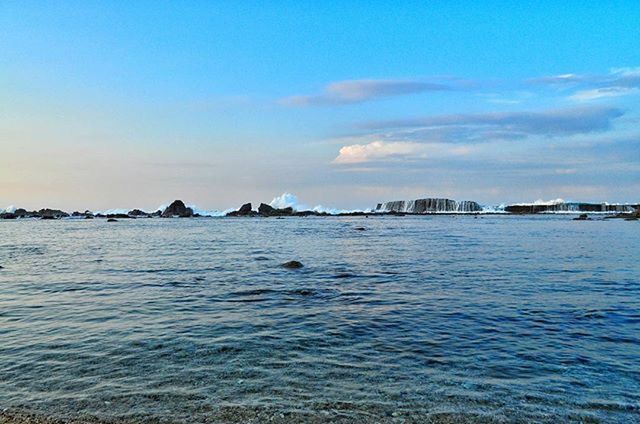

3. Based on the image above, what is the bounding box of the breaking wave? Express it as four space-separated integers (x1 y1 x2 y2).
269 192 372 214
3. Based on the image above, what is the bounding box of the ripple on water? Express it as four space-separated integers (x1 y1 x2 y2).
0 216 639 423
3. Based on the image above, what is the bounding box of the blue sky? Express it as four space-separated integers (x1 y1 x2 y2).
1 1 639 210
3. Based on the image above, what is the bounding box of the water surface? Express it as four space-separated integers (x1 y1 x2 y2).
0 216 639 423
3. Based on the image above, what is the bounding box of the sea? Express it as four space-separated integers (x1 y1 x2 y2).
0 215 639 423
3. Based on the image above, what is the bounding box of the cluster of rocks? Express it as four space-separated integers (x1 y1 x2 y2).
376 198 483 213
225 202 371 217
227 202 315 217
505 202 640 214
0 208 71 220
0 200 199 220
3 197 638 220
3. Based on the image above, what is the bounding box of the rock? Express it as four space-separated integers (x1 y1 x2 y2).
573 214 590 221
107 218 118 222
376 198 482 213
282 260 304 269
162 200 193 218
227 203 256 217
128 209 151 217
258 203 276 216
39 208 69 219
238 203 252 214
354 227 366 231
506 202 640 214
13 208 28 218
106 213 130 219
258 203 294 217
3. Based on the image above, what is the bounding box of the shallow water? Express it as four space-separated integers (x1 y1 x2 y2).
0 216 639 423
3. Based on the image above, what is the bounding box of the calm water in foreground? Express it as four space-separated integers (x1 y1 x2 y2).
0 216 639 423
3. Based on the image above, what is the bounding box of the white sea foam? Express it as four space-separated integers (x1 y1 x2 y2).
269 192 372 214
511 198 566 206
95 208 131 216
3 205 17 214
188 206 234 217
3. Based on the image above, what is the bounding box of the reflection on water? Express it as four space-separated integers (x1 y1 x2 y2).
0 216 639 423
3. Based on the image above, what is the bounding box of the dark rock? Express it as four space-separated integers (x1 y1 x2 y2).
258 203 276 216
294 210 327 217
162 200 193 218
282 260 304 269
39 208 69 219
506 202 640 214
14 208 28 218
227 203 257 217
354 227 366 231
72 210 94 218
1 213 16 219
376 198 482 213
573 214 591 221
258 203 294 217
238 203 252 214
107 218 118 222
128 209 151 217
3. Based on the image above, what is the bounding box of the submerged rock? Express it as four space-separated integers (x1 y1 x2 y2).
354 227 366 231
282 260 304 269
162 200 194 218
107 218 118 222
573 214 591 221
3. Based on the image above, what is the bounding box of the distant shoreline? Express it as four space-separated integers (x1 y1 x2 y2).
1 197 638 220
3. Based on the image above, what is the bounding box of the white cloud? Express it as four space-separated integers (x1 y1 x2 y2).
333 141 424 164
570 87 639 101
332 140 475 164
281 79 453 106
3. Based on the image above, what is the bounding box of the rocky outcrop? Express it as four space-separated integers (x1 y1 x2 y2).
376 198 482 213
39 209 69 219
71 211 94 218
258 203 294 217
161 200 194 218
227 203 257 217
128 209 151 218
505 202 640 214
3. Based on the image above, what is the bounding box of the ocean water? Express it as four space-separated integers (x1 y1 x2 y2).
0 216 639 423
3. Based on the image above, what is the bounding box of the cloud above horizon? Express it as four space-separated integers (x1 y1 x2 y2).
529 67 640 101
280 79 456 106
332 106 626 165
281 68 640 108
364 106 622 142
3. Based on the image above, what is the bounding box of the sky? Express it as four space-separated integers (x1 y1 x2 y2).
1 1 640 211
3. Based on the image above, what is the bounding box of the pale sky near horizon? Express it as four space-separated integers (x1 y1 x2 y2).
2 1 640 211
